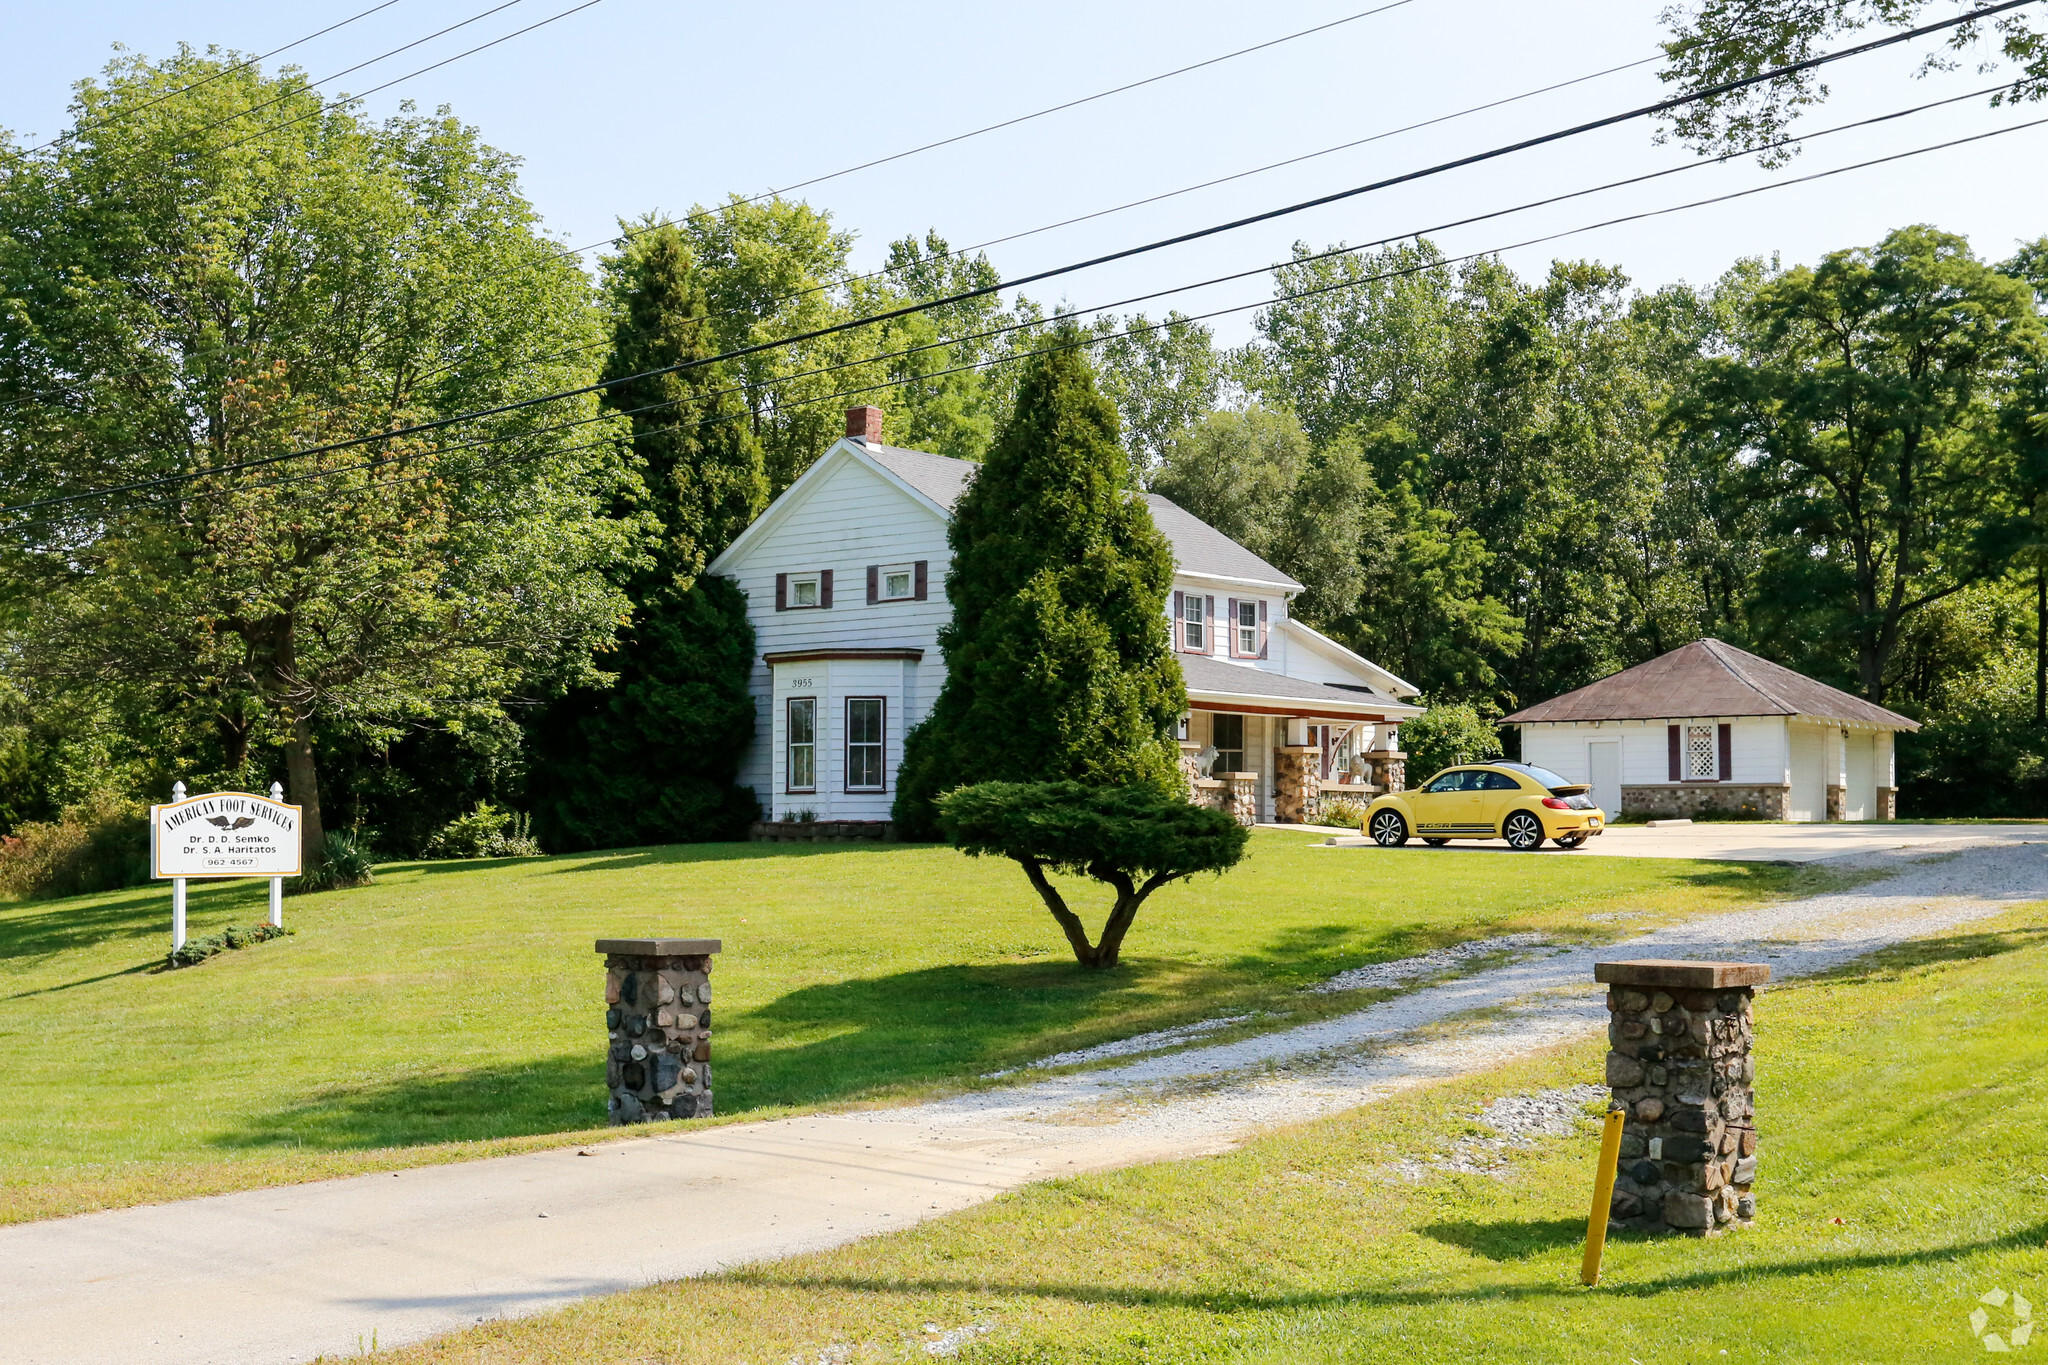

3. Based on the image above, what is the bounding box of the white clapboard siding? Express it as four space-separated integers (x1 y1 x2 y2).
1518 717 1790 789
719 453 952 812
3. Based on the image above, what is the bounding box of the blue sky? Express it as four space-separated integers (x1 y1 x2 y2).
4 0 2044 348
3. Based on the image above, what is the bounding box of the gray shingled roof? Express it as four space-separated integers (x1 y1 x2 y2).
862 442 1301 589
1501 639 1920 729
1179 653 1402 711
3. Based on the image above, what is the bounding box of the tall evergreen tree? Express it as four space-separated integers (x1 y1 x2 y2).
894 333 1185 839
527 226 767 849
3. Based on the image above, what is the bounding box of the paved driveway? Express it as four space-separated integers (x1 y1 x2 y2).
1309 821 2048 863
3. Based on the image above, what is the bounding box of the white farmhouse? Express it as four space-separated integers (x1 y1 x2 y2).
706 407 1423 834
1503 638 1920 821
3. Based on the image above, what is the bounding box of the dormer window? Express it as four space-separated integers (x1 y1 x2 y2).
865 561 927 603
775 570 833 610
1236 600 1259 656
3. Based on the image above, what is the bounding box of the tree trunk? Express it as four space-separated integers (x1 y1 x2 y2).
284 712 324 866
2037 557 2045 727
1015 858 1181 970
1018 857 1103 968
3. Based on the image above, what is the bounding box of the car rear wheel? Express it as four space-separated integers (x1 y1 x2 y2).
1370 811 1409 847
1504 811 1544 851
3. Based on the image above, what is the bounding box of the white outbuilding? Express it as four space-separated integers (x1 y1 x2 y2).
1502 639 1920 822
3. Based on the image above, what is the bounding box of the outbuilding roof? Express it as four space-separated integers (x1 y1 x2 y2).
1501 639 1920 730
863 443 1302 590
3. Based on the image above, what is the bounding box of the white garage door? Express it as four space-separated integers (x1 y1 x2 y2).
1787 724 1825 822
1844 730 1875 821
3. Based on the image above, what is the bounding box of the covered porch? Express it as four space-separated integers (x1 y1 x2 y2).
1175 659 1421 826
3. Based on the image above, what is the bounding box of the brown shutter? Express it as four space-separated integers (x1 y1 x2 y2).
775 573 788 611
913 560 928 600
1718 722 1732 782
1258 599 1268 659
820 569 833 608
1667 725 1681 781
866 565 879 604
1205 596 1216 654
1172 591 1184 651
1226 599 1239 656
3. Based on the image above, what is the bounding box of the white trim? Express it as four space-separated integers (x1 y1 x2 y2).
1279 618 1422 698
1174 569 1303 594
1185 685 1425 720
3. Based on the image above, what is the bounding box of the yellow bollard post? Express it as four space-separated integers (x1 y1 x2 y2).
1580 1107 1626 1286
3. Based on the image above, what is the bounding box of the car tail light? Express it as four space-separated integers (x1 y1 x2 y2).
1541 797 1570 810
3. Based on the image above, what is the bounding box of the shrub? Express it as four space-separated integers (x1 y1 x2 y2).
1318 797 1368 830
937 781 1250 969
292 830 378 894
1399 701 1504 782
421 802 542 859
168 922 293 968
0 791 148 901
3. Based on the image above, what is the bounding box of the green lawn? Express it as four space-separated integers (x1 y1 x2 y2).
1 835 1815 1223
377 903 2048 1365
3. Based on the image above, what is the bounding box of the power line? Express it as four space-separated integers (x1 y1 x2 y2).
8 0 2034 514
211 100 2048 510
95 95 2048 512
21 0 412 157
210 0 611 158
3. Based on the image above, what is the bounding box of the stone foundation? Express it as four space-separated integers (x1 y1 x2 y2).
1596 958 1769 1236
1220 772 1258 825
749 819 892 842
1826 783 1846 821
597 937 721 1123
1876 786 1897 821
1274 746 1319 823
1621 783 1788 820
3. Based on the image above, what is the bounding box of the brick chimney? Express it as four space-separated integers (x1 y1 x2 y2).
844 405 883 446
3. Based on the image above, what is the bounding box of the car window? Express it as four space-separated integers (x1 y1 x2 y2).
1480 772 1522 790
1499 761 1575 790
1424 771 1470 793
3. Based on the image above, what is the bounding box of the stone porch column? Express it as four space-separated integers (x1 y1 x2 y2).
1274 745 1320 823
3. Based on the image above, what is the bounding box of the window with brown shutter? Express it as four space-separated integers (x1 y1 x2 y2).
913 560 928 600
1257 599 1268 658
1667 725 1681 781
820 569 833 607
866 565 879 604
1204 596 1217 654
1718 722 1732 781
775 573 788 611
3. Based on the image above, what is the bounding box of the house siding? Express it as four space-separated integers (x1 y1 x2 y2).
722 452 951 817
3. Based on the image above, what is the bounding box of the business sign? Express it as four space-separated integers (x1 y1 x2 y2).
151 790 302 879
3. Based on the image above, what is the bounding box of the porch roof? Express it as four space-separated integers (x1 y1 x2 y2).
1179 654 1416 717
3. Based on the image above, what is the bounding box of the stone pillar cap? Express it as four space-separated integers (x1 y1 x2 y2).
596 938 723 955
1595 959 1769 989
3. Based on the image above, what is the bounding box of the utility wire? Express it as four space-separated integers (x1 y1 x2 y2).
93 92 2048 511
210 100 2048 510
19 0 412 157
172 0 532 147
8 0 2034 514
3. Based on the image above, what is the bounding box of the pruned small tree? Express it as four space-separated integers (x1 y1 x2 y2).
937 781 1249 969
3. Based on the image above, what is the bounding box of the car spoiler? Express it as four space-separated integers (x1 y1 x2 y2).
1548 783 1592 796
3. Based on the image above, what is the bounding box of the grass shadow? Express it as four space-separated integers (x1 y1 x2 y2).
206 1050 605 1152
0 878 270 960
748 1217 2048 1313
1799 924 2048 987
1417 1218 1586 1261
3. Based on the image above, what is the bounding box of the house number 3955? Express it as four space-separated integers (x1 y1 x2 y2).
789 677 815 689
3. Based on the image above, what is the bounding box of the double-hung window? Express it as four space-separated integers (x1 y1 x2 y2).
1236 600 1259 656
845 697 885 791
786 697 817 792
1182 593 1206 651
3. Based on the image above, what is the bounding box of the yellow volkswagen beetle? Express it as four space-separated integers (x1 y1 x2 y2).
1364 761 1606 851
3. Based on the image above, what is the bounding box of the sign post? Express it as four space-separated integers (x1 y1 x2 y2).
150 782 304 951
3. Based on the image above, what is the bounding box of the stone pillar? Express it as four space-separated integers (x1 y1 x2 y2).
1595 958 1770 1236
1220 772 1258 826
1826 784 1846 821
596 938 722 1124
1274 746 1319 823
1875 786 1897 821
1178 741 1206 796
